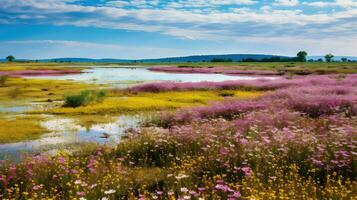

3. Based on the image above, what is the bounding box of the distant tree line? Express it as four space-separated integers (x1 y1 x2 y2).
53 60 72 63
212 52 356 63
242 51 308 62
211 58 233 62
2 53 357 63
241 56 296 62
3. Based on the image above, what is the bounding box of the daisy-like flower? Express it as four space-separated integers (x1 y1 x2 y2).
104 189 116 194
180 187 189 193
175 174 189 180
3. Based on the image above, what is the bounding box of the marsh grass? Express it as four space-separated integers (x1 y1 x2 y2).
0 78 96 103
148 62 357 74
0 77 98 143
0 75 9 86
43 90 262 114
0 62 87 71
0 115 47 143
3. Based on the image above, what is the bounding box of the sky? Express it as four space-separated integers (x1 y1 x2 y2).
0 0 356 59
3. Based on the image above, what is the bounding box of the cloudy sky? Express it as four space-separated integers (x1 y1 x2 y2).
0 0 356 59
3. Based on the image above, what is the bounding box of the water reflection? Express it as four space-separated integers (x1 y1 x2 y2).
29 67 277 87
0 115 141 160
0 102 48 114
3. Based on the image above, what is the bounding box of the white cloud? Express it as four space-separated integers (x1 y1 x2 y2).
167 0 257 8
0 0 356 55
303 1 332 7
0 0 355 31
0 40 187 59
303 0 357 7
337 0 357 7
274 0 299 7
1 40 124 48
106 1 130 7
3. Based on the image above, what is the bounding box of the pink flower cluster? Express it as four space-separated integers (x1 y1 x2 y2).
155 74 357 125
0 69 82 77
129 74 357 93
149 66 282 76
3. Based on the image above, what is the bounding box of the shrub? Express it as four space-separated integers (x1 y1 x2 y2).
218 91 235 97
63 90 106 108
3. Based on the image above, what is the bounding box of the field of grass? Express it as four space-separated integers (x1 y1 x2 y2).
0 62 89 71
147 62 357 74
0 77 99 103
38 90 262 115
0 115 47 143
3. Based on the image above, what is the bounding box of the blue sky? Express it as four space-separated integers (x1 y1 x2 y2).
0 0 356 59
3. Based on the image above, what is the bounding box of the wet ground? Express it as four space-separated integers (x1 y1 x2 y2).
0 115 141 161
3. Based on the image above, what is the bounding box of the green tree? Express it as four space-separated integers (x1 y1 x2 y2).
6 55 15 62
324 54 334 62
341 57 348 62
297 51 308 62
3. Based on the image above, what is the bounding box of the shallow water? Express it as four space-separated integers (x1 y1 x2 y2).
0 115 141 160
0 106 31 113
29 67 277 87
0 102 49 114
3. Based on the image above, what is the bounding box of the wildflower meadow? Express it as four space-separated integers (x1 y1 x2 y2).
0 74 356 199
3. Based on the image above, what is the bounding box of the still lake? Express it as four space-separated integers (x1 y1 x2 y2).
29 67 276 87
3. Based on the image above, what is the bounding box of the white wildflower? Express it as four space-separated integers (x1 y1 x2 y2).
104 189 116 194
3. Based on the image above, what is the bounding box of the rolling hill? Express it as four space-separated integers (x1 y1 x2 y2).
37 54 288 63
1 54 356 63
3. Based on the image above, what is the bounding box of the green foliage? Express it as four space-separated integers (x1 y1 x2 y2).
64 90 106 108
297 51 308 62
325 53 334 62
218 90 235 97
6 55 15 62
211 58 233 62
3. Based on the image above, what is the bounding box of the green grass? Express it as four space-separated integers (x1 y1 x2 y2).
140 62 357 74
1 61 356 74
64 90 107 108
